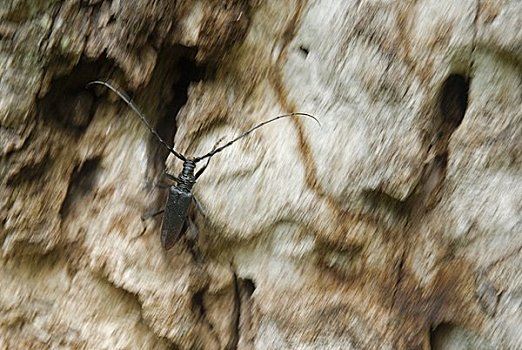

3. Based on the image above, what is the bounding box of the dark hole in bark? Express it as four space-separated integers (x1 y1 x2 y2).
439 74 469 127
79 0 104 7
146 45 208 184
299 45 310 57
153 46 207 153
39 58 112 132
362 187 409 218
240 278 256 296
6 153 51 186
430 322 485 349
231 277 256 349
192 289 206 319
59 157 101 219
403 74 470 211
107 14 116 24
430 322 452 350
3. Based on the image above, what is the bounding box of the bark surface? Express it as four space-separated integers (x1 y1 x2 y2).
1 1 521 349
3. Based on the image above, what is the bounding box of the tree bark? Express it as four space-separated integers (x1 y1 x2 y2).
1 1 521 349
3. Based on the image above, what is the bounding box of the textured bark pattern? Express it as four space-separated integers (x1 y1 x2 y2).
1 0 521 349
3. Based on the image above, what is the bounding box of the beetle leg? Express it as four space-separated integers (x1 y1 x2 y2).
192 196 207 218
195 137 224 180
185 218 198 241
185 217 204 263
142 172 180 223
153 182 170 189
195 162 210 179
151 171 179 188
195 152 215 179
163 172 179 183
141 209 164 221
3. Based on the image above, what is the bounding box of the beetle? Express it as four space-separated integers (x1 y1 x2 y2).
87 81 319 249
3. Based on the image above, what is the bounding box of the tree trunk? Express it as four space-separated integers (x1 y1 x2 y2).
1 1 521 349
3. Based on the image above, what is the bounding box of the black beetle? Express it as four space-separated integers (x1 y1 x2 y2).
88 81 319 249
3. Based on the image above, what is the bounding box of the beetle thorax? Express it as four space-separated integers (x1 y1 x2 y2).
177 160 196 191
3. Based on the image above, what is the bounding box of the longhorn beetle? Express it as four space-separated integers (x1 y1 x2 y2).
87 81 319 250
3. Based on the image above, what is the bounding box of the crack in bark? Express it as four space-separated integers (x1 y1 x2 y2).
230 273 256 349
390 248 406 312
59 156 101 219
191 286 220 348
231 272 241 350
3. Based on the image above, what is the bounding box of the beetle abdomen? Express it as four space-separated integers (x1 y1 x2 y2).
161 187 192 250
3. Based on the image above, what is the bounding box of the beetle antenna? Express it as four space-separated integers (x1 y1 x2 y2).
87 80 187 162
193 112 320 162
